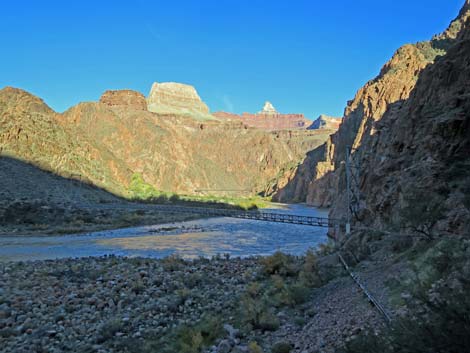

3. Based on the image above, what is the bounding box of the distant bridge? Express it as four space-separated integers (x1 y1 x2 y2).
150 205 333 228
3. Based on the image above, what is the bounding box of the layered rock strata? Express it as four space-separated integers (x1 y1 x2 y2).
99 90 147 110
147 82 213 120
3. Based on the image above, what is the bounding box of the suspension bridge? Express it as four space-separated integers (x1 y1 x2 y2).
149 204 334 228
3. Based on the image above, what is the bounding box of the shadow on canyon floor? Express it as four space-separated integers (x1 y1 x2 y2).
0 156 261 235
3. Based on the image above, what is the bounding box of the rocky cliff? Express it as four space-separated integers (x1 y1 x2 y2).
0 87 132 195
147 82 214 120
308 115 342 130
275 1 470 237
100 90 147 110
337 11 470 236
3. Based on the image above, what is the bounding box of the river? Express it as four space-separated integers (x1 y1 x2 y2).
0 204 329 262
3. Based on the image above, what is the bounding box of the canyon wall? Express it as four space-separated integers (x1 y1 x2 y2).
275 1 470 237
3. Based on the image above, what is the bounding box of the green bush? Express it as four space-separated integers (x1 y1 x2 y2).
142 316 223 353
298 249 322 287
261 252 299 277
96 319 125 343
286 283 311 305
129 173 162 200
271 341 293 353
248 341 265 353
240 295 280 332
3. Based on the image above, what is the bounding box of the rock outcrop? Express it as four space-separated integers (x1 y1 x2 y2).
339 11 470 236
0 87 131 195
147 82 213 120
274 0 470 238
259 101 277 114
308 115 342 130
99 90 147 110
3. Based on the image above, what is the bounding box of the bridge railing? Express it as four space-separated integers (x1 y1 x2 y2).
150 204 335 227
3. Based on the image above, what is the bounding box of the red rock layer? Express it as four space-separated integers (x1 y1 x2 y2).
99 90 147 111
213 112 311 131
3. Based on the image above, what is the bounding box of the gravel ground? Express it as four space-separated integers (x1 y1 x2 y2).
0 252 404 353
0 256 260 353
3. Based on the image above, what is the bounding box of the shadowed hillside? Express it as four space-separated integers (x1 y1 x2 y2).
274 1 470 239
0 157 208 235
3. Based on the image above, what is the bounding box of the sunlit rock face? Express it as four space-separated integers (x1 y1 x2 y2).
147 82 213 120
100 90 147 110
213 102 318 131
259 101 277 114
308 115 342 130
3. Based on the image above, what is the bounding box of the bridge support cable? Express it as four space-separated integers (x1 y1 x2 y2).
145 204 335 228
338 253 392 324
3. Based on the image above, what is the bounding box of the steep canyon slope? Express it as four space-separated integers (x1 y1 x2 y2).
275 1 470 237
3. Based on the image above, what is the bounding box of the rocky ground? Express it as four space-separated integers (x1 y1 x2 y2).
0 256 259 353
0 250 401 353
0 199 204 236
0 157 206 236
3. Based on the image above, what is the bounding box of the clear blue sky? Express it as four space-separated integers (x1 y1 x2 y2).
0 0 464 118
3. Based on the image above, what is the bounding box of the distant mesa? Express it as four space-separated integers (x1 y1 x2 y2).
147 82 214 120
99 90 147 111
308 114 342 130
214 102 339 131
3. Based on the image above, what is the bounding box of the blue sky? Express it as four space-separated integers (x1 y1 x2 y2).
0 0 464 118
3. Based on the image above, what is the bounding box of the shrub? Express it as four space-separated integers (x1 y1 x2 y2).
298 249 322 287
240 296 280 332
129 173 161 200
286 283 310 306
162 254 185 271
142 316 223 353
246 281 263 298
390 236 414 253
175 317 223 353
131 280 145 294
248 341 264 353
261 252 299 277
399 190 447 239
96 319 125 343
271 341 293 353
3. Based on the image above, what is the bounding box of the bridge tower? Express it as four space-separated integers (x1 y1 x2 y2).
345 147 362 235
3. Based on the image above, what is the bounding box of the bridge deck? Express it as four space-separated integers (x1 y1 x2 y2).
151 205 333 227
